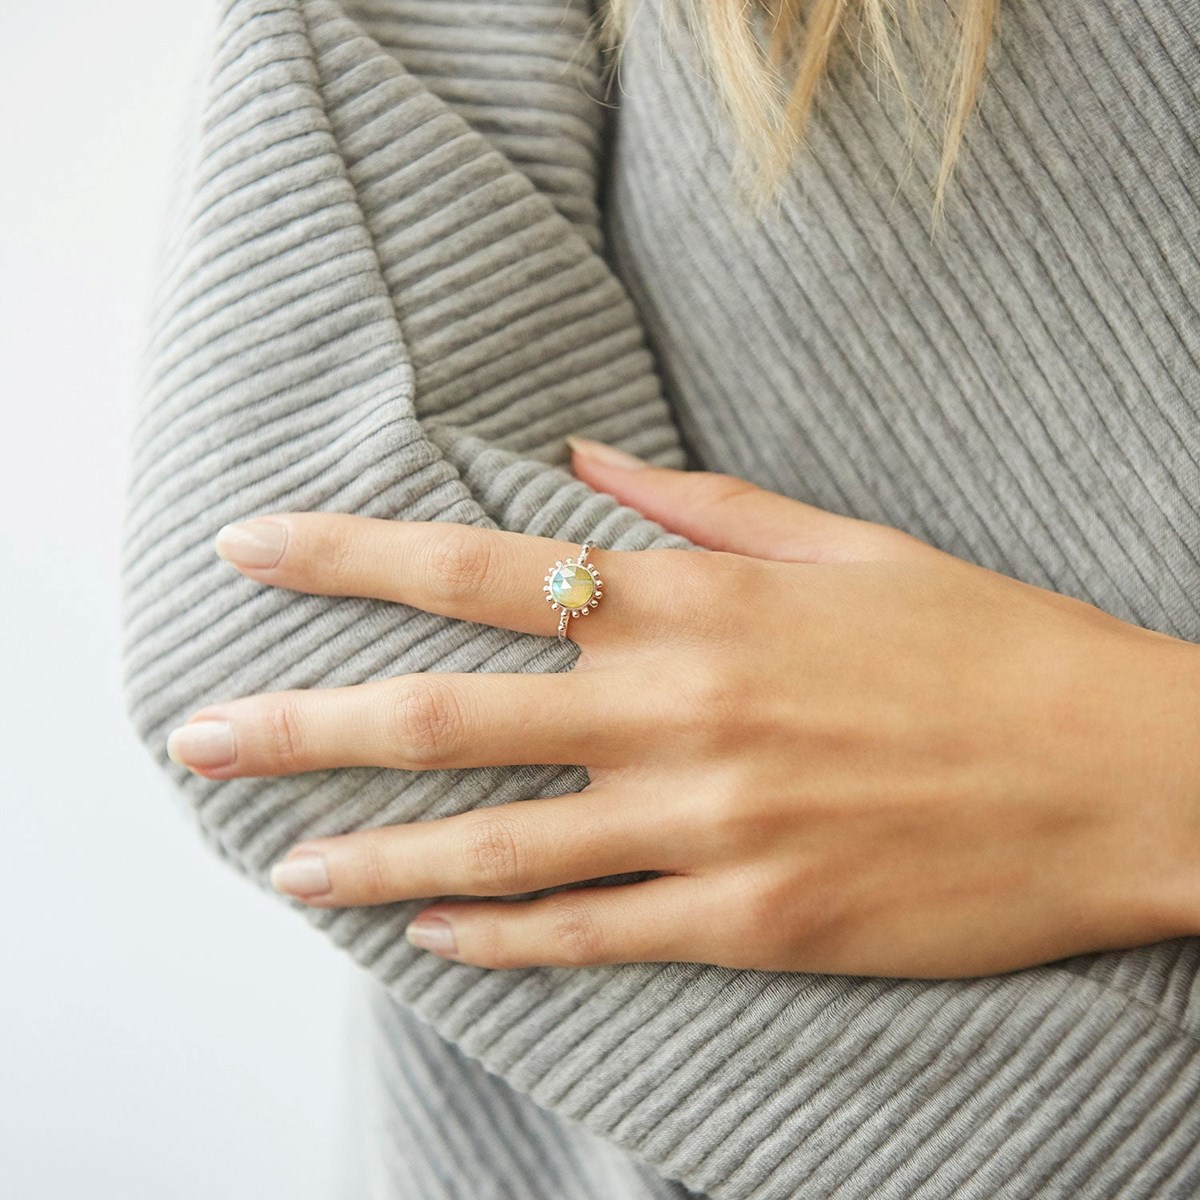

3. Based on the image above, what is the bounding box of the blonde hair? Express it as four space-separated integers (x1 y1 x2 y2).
596 0 1000 228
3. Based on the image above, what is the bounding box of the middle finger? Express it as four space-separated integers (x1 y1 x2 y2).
167 669 653 778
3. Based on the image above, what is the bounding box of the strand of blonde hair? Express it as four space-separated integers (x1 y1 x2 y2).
596 0 1000 229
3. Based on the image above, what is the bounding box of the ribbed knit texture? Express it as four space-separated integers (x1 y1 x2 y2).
120 0 1200 1196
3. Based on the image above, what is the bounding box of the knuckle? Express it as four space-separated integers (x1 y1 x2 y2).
306 515 358 587
548 894 606 966
738 872 789 933
699 784 763 849
423 527 495 605
648 548 746 645
724 867 795 947
352 835 393 904
701 782 746 831
263 700 306 770
726 864 837 960
467 915 523 970
679 658 752 750
687 656 736 713
387 677 464 768
691 775 788 858
694 472 762 513
641 547 710 593
460 811 526 895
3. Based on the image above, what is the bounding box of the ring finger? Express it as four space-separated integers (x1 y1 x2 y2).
269 785 685 907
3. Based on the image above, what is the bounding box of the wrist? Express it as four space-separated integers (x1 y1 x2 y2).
1104 622 1200 942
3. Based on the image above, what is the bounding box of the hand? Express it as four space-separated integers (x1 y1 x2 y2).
165 438 1200 978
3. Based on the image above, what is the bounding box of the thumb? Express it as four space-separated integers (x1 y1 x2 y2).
565 436 921 563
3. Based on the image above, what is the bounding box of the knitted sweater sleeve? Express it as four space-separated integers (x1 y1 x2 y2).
121 2 1200 1197
122 0 699 905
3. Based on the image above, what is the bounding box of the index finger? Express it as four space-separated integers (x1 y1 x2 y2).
211 512 704 643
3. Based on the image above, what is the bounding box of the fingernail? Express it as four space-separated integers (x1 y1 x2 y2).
215 519 288 568
565 435 649 470
406 914 458 955
270 851 331 899
167 719 236 769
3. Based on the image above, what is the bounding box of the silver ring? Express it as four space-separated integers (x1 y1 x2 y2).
543 541 605 640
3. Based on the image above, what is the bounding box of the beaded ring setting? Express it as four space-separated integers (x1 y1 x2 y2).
544 542 604 640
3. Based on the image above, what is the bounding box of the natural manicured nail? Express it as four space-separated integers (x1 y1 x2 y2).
215 519 288 568
565 435 649 470
167 719 236 769
405 914 458 955
270 851 331 899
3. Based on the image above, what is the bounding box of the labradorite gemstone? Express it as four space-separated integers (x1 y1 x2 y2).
549 564 595 609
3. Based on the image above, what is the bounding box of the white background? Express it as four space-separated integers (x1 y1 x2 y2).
1 4 354 1196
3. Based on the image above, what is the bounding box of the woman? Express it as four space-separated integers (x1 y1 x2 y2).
122 0 1200 1195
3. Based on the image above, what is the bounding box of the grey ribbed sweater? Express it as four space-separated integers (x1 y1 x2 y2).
120 0 1200 1196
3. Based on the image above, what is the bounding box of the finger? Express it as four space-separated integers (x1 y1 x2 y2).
403 874 705 968
567 436 920 563
167 669 651 777
268 788 683 907
212 512 703 645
